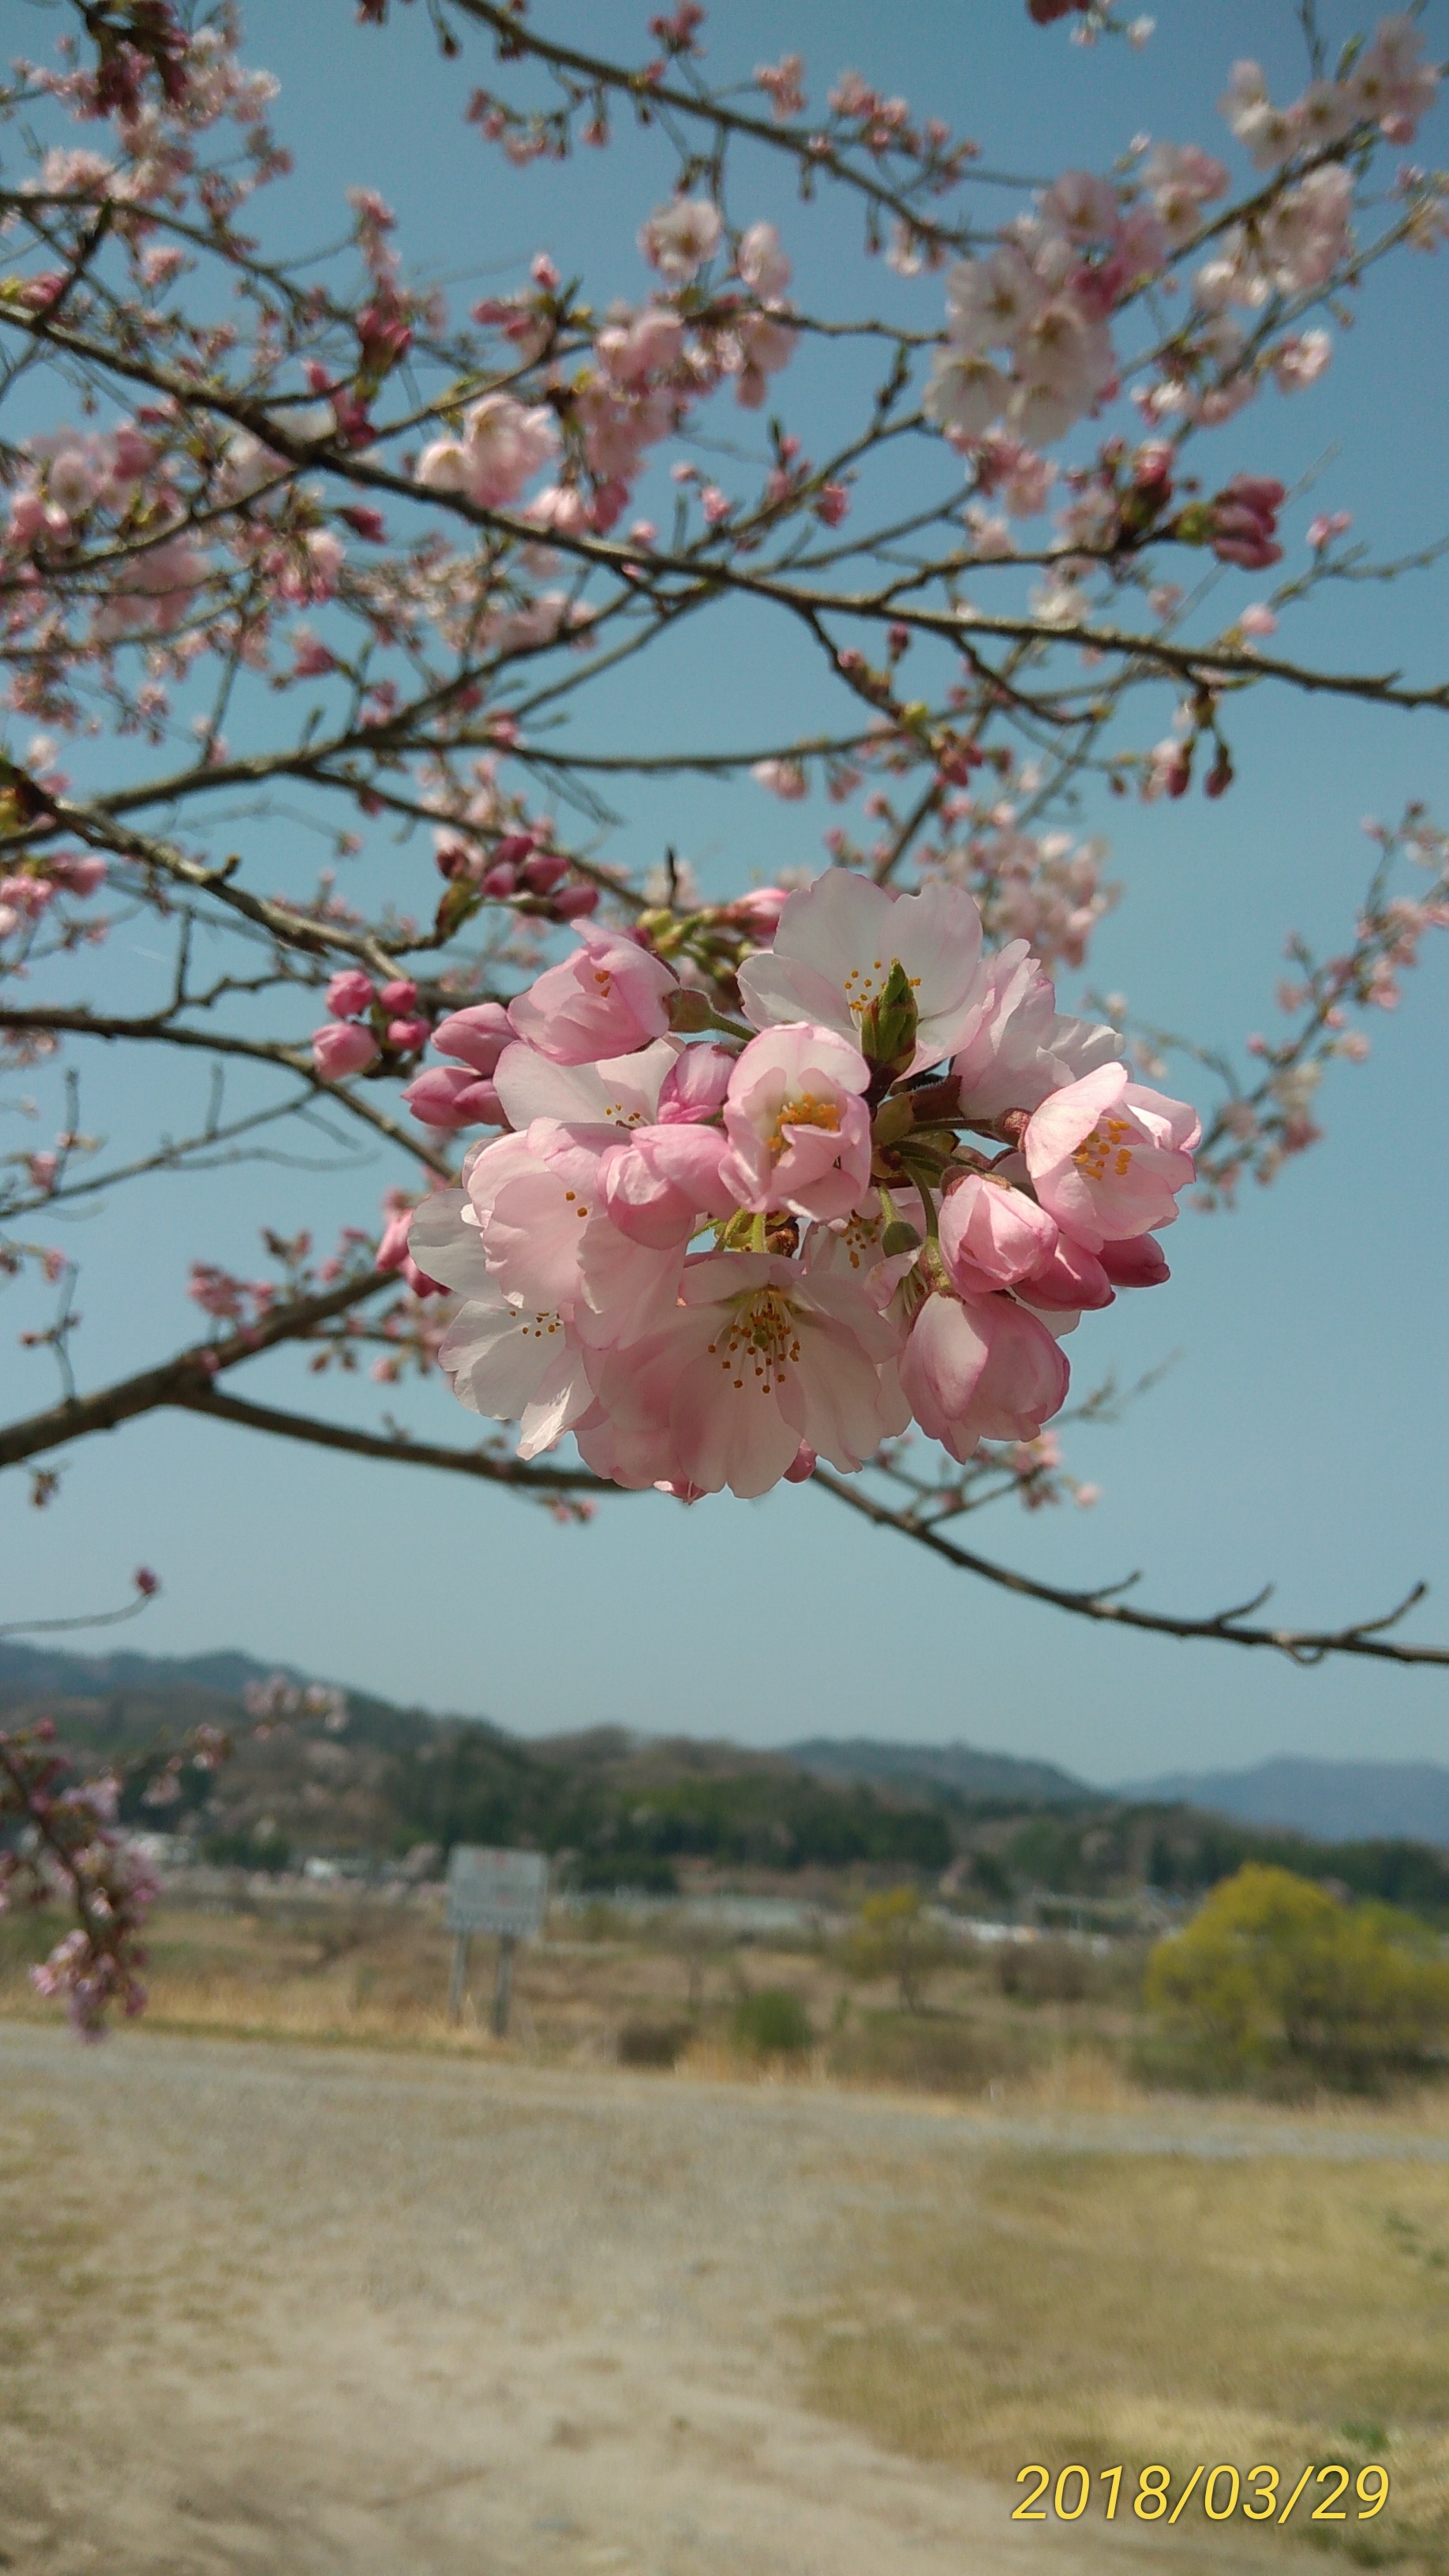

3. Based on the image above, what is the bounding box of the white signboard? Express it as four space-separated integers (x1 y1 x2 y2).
446 1845 549 1940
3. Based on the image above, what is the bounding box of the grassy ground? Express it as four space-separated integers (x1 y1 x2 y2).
803 2147 1449 2569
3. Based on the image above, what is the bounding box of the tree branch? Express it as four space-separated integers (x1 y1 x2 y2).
811 1466 1449 1668
0 1268 393 1471
170 1383 619 1495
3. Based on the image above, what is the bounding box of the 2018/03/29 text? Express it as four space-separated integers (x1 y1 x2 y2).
1012 2464 1389 2524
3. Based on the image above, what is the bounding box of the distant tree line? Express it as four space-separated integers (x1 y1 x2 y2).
393 1729 953 1888
1000 1805 1449 1919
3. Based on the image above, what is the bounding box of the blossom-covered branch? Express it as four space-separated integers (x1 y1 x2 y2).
1 0 1446 1737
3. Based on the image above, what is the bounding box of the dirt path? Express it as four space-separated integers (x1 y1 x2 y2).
2 2026 1432 2576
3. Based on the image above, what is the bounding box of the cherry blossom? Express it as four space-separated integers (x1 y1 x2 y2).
1024 1062 1201 1249
900 1290 1072 1465
579 1252 908 1499
737 871 988 1073
717 1024 874 1223
507 927 679 1063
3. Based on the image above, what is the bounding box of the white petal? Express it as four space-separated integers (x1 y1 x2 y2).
407 1189 493 1296
736 949 856 1040
494 1036 680 1130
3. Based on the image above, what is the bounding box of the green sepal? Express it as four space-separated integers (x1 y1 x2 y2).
856 957 919 1076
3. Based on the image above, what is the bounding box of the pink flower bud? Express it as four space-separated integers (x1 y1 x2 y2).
380 977 418 1012
51 852 107 897
482 859 520 897
657 1042 736 1122
520 850 569 894
313 1021 380 1077
432 1001 512 1073
492 832 537 872
550 884 599 919
387 1015 430 1053
325 969 376 1019
402 1065 504 1129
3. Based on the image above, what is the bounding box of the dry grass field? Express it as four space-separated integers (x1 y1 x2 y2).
4 1893 1449 2575
0 1884 1144 2084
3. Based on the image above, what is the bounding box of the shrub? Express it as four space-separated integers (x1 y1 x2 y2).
840 1886 956 2012
731 1986 813 2057
617 2017 691 2069
202 1823 292 1874
995 1936 1090 2004
1144 1863 1449 2091
828 2009 1030 2096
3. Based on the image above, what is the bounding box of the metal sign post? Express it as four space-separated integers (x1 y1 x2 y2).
444 1848 549 2033
447 1928 470 2023
492 1932 515 2037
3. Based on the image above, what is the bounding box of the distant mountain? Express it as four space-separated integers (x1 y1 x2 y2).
0 1638 307 1704
787 1735 1091 1808
1119 1758 1449 1848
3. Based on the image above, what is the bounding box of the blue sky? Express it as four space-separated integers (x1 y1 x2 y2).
3 0 1447 1782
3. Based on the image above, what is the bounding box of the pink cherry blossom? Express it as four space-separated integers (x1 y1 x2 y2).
751 758 808 800
737 220 792 298
492 1037 680 1134
951 941 1123 1119
415 391 557 509
718 1023 873 1222
900 1290 1071 1463
410 1193 597 1459
599 1122 736 1248
721 887 791 939
738 870 988 1073
506 926 678 1063
1024 1062 1200 1250
1016 1224 1114 1314
580 1251 908 1497
639 197 723 281
463 1110 687 1346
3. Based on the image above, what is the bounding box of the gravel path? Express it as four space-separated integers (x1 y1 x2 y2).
3 2024 1437 2576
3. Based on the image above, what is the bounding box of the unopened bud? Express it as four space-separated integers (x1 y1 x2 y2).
857 958 919 1075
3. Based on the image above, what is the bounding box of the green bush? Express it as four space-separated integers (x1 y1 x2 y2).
731 1986 813 2057
840 1886 956 2011
1144 1863 1449 2092
202 1822 292 1873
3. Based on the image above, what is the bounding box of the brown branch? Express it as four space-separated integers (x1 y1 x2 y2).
0 1268 394 1471
172 1383 619 1495
0 1004 452 1178
433 0 1001 250
811 1466 1449 1668
9 309 1446 724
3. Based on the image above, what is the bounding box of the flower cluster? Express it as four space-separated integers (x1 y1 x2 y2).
925 170 1167 447
409 874 1198 1497
0 1722 158 2037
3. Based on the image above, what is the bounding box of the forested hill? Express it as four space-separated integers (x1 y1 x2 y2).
6 1642 1449 1916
